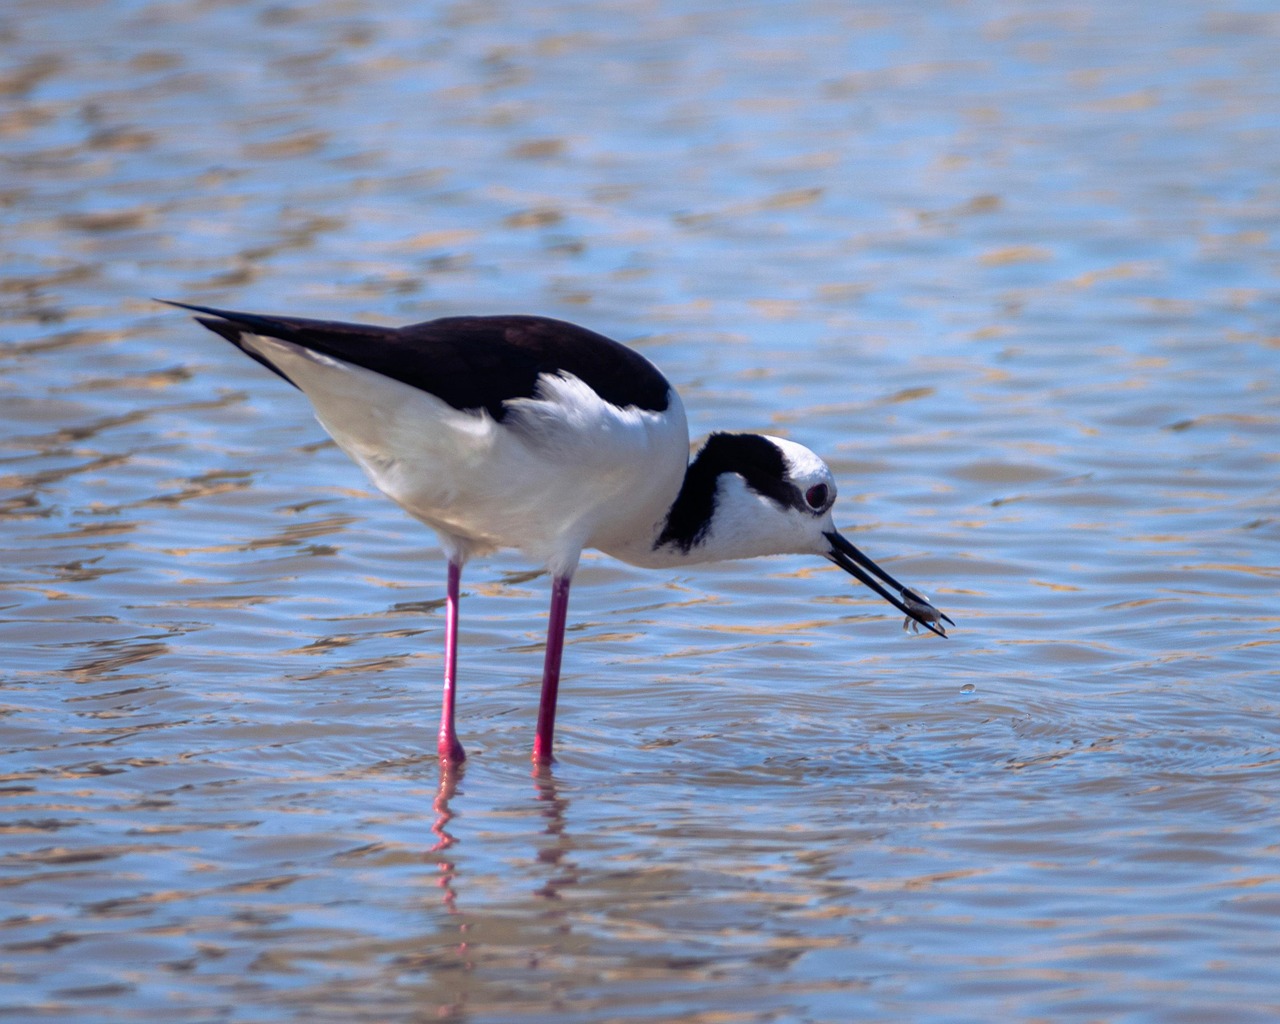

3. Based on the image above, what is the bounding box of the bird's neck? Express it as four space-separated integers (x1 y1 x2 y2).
598 465 799 570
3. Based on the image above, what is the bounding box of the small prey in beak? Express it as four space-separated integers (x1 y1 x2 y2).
824 531 955 638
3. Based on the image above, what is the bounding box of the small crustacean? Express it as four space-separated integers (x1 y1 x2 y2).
901 588 954 636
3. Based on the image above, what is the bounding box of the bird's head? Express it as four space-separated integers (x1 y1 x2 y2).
658 433 953 636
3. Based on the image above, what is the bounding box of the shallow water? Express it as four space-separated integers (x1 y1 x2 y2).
3 0 1279 1020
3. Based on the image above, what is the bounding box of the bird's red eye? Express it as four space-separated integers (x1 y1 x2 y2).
805 484 829 510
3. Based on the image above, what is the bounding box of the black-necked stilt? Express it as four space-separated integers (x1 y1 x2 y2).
164 300 953 765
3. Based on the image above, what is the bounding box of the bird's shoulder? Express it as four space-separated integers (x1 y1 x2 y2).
395 315 672 420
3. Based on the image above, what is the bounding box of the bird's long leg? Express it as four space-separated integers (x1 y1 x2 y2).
532 574 573 764
438 560 466 765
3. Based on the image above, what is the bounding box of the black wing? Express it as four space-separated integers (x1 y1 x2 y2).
161 300 671 421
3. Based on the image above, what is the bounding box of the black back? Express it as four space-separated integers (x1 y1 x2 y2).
655 433 803 552
166 301 671 421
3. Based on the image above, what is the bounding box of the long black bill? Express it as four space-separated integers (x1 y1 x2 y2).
824 530 955 638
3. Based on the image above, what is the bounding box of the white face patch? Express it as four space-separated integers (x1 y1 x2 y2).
762 435 838 508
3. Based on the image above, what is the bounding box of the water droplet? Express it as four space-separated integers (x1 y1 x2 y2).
960 683 976 695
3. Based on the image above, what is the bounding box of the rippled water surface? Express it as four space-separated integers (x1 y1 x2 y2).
3 1 1279 1020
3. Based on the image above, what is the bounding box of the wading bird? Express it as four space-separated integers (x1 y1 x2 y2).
165 301 953 764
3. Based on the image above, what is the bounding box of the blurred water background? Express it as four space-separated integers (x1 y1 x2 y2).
2 0 1279 1020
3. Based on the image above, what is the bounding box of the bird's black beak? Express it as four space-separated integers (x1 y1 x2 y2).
824 530 955 638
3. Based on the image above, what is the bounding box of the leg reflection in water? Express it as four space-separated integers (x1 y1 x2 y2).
430 765 464 920
531 765 576 902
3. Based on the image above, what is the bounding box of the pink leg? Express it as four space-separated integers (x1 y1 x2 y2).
532 575 572 764
438 560 466 765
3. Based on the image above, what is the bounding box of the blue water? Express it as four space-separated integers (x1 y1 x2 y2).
3 1 1279 1020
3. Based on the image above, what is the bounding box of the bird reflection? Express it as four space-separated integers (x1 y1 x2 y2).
530 766 578 902
430 764 463 918
426 760 579 925
398 764 472 1012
